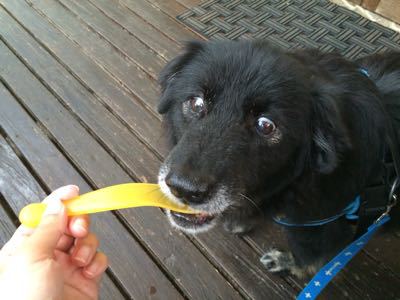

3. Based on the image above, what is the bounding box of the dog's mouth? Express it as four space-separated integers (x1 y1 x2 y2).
170 210 215 225
167 209 218 233
159 165 229 233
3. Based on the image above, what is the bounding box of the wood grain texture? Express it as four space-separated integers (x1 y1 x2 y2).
176 0 202 8
0 2 298 298
0 11 242 298
59 0 165 79
118 0 202 42
87 0 181 60
0 80 181 299
361 0 381 10
145 0 205 40
26 0 161 113
376 0 400 24
0 7 161 182
0 193 17 245
0 135 126 300
0 2 296 294
1 0 167 157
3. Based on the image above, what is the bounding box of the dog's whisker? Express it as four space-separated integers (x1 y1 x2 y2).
239 193 264 217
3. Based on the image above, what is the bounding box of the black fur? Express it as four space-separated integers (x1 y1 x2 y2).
157 40 400 276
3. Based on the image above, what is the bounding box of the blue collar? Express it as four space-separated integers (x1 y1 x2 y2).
273 195 360 227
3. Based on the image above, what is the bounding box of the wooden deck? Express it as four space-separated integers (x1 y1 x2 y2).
0 0 400 299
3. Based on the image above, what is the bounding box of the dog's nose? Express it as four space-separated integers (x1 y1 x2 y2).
165 173 208 204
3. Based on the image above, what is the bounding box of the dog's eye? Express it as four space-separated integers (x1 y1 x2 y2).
188 96 207 117
256 116 276 136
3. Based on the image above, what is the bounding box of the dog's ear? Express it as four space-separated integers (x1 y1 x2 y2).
158 41 204 114
311 84 351 174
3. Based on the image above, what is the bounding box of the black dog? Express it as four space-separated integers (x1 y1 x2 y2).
157 40 400 277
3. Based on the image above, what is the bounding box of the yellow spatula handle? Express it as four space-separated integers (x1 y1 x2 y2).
19 183 196 228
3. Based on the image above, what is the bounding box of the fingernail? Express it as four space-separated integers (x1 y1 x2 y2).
84 262 99 278
44 198 64 215
74 219 87 235
65 185 79 195
72 185 80 193
75 246 91 264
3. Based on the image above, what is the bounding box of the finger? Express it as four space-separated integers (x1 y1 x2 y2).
16 185 78 260
67 215 90 238
83 251 108 281
23 198 67 260
43 185 79 205
71 233 99 267
55 234 75 253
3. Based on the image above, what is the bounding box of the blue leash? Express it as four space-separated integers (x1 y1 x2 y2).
297 214 390 299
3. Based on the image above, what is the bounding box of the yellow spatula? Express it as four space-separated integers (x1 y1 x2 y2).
19 183 197 228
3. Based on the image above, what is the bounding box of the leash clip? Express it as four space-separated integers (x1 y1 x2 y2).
375 194 396 224
375 178 399 224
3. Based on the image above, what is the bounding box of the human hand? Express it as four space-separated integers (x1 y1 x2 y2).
0 185 108 300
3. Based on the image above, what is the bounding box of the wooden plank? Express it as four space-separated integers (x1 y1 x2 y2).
193 229 297 299
24 0 161 113
247 219 400 299
0 195 17 245
144 0 205 41
0 204 16 246
364 219 400 276
0 39 243 300
146 0 191 17
57 0 165 79
0 135 126 300
118 0 202 42
361 0 381 10
0 82 181 299
244 223 357 299
341 252 400 299
376 0 400 24
176 0 202 9
87 0 181 60
0 7 298 299
0 45 132 189
0 6 161 181
1 0 167 157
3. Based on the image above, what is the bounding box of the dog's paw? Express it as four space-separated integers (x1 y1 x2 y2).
260 249 296 273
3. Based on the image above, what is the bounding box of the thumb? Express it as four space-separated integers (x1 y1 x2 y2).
23 197 67 261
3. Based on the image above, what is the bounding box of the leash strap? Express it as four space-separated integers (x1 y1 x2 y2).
273 196 360 227
297 214 390 300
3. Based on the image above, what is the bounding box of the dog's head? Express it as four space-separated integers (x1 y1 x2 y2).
158 40 349 233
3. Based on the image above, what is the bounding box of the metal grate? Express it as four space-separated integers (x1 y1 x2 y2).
177 0 400 59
